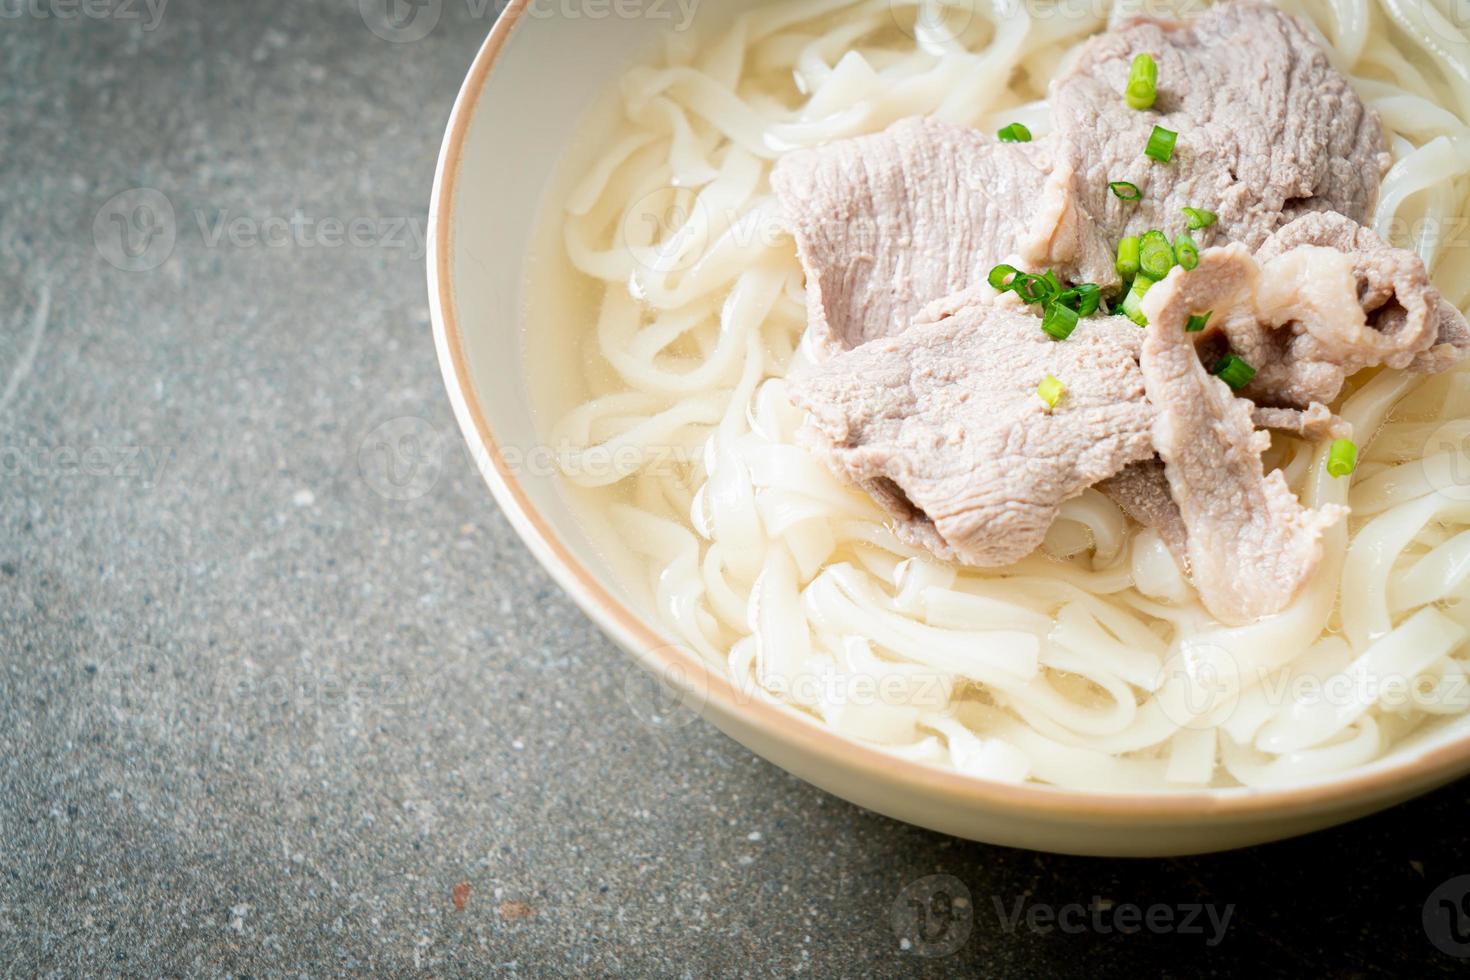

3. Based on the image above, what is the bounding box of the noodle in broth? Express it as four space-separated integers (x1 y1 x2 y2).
537 0 1470 789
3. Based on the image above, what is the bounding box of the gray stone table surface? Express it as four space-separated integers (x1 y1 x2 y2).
4 0 1470 976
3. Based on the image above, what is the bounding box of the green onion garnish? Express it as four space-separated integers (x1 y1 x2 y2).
1037 374 1065 409
1121 274 1154 326
1013 274 1048 304
1212 354 1256 390
1125 53 1158 110
1116 236 1141 280
1042 302 1080 341
998 123 1032 143
993 270 1064 308
994 267 1068 308
1185 311 1212 333
1145 125 1178 163
988 263 1019 291
1039 270 1062 299
1182 206 1217 230
1057 283 1102 317
1174 233 1199 271
1327 438 1358 477
1109 181 1142 201
1139 230 1175 280
989 264 1096 334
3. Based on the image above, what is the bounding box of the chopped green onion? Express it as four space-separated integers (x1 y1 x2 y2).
1139 230 1175 280
1145 125 1178 163
988 263 1019 291
1185 311 1212 333
1109 180 1142 201
1012 275 1044 304
1077 287 1102 317
1125 53 1158 110
1035 271 1065 304
1174 233 1199 271
997 122 1032 143
1037 374 1065 409
1039 270 1062 298
1182 206 1217 230
1212 354 1257 390
1057 282 1102 317
1041 302 1080 341
1116 236 1141 280
1327 438 1358 478
1121 274 1155 326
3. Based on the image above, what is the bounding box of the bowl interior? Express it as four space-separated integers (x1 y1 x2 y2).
432 0 1470 849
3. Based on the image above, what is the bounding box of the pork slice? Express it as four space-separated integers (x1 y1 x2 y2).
1097 458 1190 569
1052 3 1390 254
770 116 1113 356
788 299 1154 565
1252 211 1470 378
1194 215 1468 408
1138 245 1347 625
1250 403 1351 442
1099 406 1346 577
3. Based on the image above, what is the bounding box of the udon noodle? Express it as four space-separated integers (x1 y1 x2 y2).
539 0 1470 788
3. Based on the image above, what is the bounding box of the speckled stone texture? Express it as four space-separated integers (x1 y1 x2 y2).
4 0 1470 976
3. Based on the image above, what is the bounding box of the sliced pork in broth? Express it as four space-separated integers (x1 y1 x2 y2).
789 298 1154 566
545 0 1470 788
1052 2 1390 251
774 3 1470 623
771 117 1110 356
1139 246 1349 624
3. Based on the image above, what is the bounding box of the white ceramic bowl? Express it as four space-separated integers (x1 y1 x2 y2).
428 0 1470 856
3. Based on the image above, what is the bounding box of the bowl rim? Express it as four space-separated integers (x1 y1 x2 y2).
427 0 1470 821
